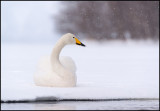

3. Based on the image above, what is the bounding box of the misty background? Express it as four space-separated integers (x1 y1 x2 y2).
1 1 159 43
1 1 61 43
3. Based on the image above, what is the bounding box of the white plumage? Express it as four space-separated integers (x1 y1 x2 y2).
34 33 85 87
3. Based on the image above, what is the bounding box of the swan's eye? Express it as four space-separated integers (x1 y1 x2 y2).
73 37 75 38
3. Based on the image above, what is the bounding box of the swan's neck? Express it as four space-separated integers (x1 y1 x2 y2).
51 39 65 64
50 37 75 80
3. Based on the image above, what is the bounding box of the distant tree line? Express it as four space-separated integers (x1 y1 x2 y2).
54 1 159 40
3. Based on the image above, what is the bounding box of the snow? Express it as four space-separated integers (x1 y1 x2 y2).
1 40 159 101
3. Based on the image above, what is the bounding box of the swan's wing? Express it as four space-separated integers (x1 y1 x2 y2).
34 55 52 76
60 56 77 73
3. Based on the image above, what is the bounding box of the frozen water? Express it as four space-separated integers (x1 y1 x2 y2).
1 100 159 110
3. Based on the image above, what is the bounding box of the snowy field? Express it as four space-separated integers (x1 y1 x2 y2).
1 40 159 102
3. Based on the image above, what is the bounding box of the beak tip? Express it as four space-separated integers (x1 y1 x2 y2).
81 43 86 47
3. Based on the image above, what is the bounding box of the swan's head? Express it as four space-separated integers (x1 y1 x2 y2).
63 33 85 47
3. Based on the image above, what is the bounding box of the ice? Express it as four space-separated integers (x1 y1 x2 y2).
1 100 159 110
1 40 159 101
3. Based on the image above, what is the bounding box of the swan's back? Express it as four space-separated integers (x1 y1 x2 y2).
60 56 76 73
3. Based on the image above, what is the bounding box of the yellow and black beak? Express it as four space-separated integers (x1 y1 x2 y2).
75 37 85 47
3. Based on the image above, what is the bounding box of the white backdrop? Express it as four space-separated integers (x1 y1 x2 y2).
1 1 62 43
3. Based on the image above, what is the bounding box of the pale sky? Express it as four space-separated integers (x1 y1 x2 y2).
1 1 62 43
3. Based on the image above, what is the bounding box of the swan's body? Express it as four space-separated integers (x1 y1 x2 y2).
34 33 85 87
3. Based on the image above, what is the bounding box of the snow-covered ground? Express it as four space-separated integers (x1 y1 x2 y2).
1 40 159 102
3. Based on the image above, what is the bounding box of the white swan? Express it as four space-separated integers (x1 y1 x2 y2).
34 33 85 87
